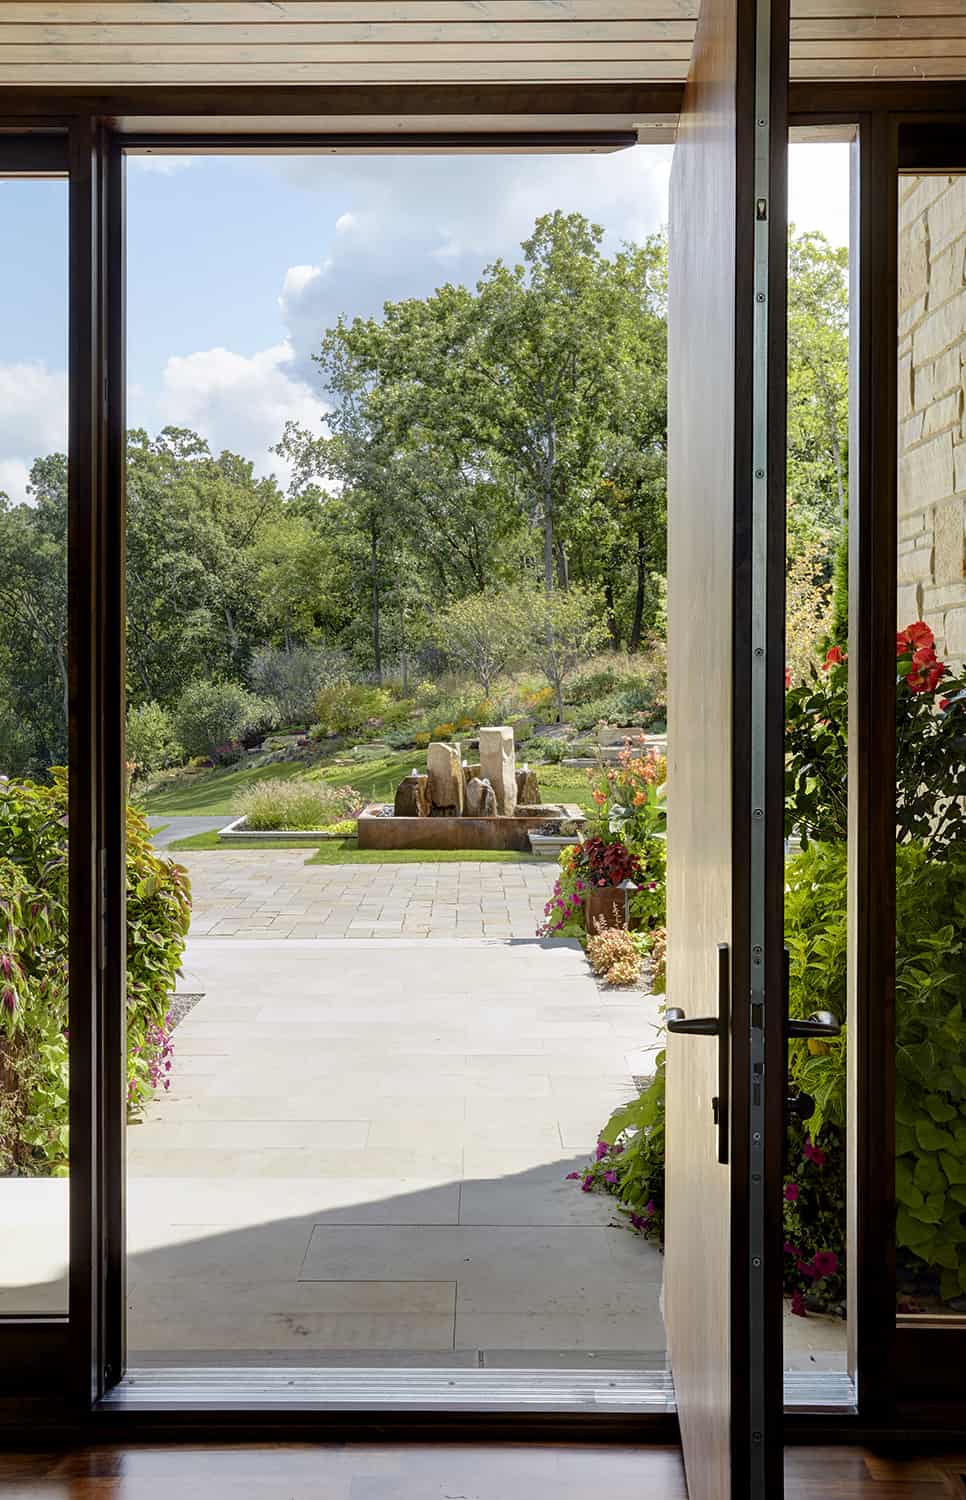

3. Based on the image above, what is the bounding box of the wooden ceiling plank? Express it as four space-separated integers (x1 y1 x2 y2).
793 16 966 38
0 42 696 61
791 54 966 74
791 0 966 17
0 59 692 80
792 36 966 54
0 1 700 22
0 21 698 44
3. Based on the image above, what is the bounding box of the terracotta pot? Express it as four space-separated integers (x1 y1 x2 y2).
584 886 627 933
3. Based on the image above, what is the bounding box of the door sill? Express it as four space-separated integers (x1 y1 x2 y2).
101 1366 676 1412
99 1365 855 1415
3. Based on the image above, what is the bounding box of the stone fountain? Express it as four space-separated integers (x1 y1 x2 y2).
357 725 584 852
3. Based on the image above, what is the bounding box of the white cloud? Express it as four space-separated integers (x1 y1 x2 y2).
127 155 198 176
789 143 851 248
335 212 356 233
0 361 68 503
157 341 326 488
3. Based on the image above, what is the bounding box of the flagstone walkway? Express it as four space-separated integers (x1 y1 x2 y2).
179 851 558 940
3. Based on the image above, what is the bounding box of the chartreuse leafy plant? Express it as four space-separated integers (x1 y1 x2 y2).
0 771 191 1174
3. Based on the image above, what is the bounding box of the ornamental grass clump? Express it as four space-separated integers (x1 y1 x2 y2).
586 927 643 987
234 778 361 831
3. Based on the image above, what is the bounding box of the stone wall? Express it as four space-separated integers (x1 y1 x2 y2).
898 175 966 672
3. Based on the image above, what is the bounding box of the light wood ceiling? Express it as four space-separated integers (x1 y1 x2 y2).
0 0 964 88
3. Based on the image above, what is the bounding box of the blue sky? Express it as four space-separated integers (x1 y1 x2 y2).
0 143 849 505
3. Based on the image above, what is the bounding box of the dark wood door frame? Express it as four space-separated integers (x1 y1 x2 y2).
2 77 965 1438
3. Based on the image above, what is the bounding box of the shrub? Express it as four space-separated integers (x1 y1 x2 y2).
0 770 191 1175
784 622 966 855
786 838 966 1303
126 701 183 778
314 682 393 737
586 927 643 986
172 679 278 760
528 736 569 764
324 818 358 837
234 778 362 831
248 645 346 726
577 1055 666 1242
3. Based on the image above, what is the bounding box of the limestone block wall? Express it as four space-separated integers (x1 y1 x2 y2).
897 175 966 673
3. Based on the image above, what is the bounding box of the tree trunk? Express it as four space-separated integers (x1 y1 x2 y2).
542 423 556 594
555 677 565 725
370 524 382 684
555 541 569 591
629 530 647 652
604 569 620 650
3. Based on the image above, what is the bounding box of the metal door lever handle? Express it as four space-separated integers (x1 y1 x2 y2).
666 1009 721 1036
787 1010 841 1039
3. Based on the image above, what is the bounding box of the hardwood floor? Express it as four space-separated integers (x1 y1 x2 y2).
0 1444 962 1498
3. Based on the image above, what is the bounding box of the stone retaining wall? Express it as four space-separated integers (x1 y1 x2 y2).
898 175 966 672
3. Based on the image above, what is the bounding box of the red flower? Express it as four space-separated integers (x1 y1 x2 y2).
822 645 845 671
784 668 791 690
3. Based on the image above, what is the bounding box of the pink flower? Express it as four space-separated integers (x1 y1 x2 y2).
0 953 12 977
790 1290 807 1318
1 985 16 1014
803 1139 826 1166
813 1250 839 1278
784 1182 799 1202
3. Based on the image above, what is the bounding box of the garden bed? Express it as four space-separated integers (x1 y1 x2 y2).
218 815 349 844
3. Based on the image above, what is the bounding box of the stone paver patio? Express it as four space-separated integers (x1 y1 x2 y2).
180 850 557 939
126 935 666 1362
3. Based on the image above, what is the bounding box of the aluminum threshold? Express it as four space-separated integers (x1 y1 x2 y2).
101 1366 855 1414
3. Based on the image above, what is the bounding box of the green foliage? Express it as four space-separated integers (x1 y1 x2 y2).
172 678 278 760
586 1052 666 1241
785 625 966 856
313 682 395 736
248 645 345 726
234 778 362 831
126 701 183 778
785 839 966 1301
0 771 190 1175
520 584 611 723
434 588 531 693
527 736 569 764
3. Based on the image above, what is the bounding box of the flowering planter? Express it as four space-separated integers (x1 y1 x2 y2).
584 886 627 933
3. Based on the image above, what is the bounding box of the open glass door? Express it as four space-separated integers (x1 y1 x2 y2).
663 0 789 1494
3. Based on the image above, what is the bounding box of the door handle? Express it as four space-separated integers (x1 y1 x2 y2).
666 943 729 1165
787 1010 841 1040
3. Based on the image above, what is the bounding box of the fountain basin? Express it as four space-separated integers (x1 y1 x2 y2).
357 802 586 853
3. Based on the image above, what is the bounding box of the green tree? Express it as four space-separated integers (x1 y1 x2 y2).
521 583 610 723
434 587 530 694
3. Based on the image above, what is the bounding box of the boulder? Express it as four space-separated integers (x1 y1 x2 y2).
465 776 498 817
394 774 431 818
462 761 482 786
479 725 517 816
515 767 540 805
427 740 464 815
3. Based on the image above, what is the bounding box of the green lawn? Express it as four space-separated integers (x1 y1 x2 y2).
166 828 540 863
145 747 596 819
305 839 540 865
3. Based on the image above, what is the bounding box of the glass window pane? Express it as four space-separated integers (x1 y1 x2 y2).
0 171 69 1315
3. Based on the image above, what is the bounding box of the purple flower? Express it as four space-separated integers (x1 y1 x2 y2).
790 1290 807 1317
1 985 16 1014
629 1213 648 1232
595 1141 609 1161
783 1240 799 1257
565 1171 581 1180
0 953 12 978
581 1175 594 1193
784 1182 799 1202
813 1250 838 1278
604 1170 618 1186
